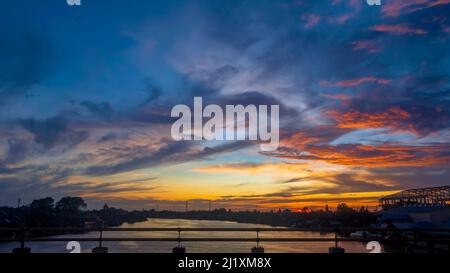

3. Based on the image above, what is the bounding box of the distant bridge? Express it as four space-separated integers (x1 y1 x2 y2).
380 186 450 209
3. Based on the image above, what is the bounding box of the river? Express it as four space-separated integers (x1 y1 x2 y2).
0 218 379 253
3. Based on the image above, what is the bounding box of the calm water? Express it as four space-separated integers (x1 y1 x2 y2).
0 218 378 253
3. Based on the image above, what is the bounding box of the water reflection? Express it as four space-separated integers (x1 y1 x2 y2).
0 218 378 253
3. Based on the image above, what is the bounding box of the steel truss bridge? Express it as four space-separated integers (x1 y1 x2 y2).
380 186 450 209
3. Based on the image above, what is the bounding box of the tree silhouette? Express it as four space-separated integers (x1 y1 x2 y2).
56 197 87 212
336 203 354 214
30 197 54 211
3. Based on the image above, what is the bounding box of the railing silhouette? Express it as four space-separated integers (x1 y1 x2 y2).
1 227 450 253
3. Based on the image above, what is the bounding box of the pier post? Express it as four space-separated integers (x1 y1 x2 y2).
172 247 186 253
12 247 31 254
329 229 345 253
92 247 109 253
172 228 186 253
12 228 31 254
328 247 345 253
251 229 265 253
92 228 108 253
251 247 265 253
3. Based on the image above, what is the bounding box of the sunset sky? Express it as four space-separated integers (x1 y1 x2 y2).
1 0 450 211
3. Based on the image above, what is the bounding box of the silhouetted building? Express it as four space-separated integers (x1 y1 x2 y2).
379 186 450 228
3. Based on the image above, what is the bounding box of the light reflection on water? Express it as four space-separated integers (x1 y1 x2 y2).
0 218 379 253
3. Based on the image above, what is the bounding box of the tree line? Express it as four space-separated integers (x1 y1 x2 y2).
1 196 378 237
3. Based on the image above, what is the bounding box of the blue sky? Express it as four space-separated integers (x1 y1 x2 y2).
1 0 450 210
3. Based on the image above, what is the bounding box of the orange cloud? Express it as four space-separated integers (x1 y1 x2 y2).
281 131 321 149
382 0 450 17
268 143 450 168
350 40 382 53
322 76 391 87
320 94 351 104
302 14 321 28
321 94 349 100
371 24 427 35
327 107 411 131
430 0 450 7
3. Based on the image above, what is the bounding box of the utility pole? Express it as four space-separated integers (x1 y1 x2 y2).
17 198 21 208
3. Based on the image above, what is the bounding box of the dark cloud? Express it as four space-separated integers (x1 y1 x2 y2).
63 130 90 149
84 140 252 177
83 141 192 176
319 173 397 194
19 116 89 149
80 101 114 120
130 105 174 124
55 181 160 195
367 166 450 190
97 132 120 143
20 116 67 148
140 78 162 106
